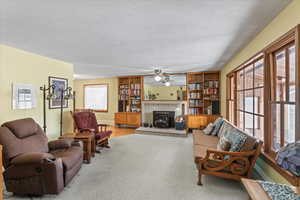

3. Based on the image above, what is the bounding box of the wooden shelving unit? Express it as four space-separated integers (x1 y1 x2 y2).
118 76 143 112
116 76 143 128
187 71 220 115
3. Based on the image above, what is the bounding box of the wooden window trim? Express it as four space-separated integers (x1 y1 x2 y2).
226 25 300 186
267 42 295 153
83 83 109 112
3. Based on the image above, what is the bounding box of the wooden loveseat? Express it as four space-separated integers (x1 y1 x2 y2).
193 119 263 185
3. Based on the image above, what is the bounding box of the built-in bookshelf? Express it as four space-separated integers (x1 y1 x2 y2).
187 72 220 115
118 76 142 112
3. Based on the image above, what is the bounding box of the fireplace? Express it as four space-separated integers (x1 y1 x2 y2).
153 111 175 128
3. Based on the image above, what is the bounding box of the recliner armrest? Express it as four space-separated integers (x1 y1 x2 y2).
11 153 54 165
48 139 73 150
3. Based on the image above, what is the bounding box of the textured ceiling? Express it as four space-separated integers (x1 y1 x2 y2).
0 0 291 79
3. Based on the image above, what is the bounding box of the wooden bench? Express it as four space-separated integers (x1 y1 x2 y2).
193 119 263 185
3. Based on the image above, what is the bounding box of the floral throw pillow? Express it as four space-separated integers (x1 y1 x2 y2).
210 117 224 136
217 135 231 151
203 123 214 135
258 180 300 200
227 130 248 152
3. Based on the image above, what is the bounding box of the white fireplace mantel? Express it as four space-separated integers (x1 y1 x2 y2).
142 100 187 105
141 100 187 124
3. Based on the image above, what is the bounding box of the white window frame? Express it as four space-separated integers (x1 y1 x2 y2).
84 84 108 112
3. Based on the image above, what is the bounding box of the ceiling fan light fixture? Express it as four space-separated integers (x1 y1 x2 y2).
165 81 170 86
154 75 162 82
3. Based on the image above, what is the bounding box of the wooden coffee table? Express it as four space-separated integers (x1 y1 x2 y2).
242 178 300 200
59 132 95 164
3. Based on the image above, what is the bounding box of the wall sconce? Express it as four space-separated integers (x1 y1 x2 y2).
40 84 56 133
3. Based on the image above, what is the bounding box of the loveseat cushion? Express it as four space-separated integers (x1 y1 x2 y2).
193 130 219 148
3 118 38 139
51 146 83 171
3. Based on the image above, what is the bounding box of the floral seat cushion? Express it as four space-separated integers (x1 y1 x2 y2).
258 181 300 200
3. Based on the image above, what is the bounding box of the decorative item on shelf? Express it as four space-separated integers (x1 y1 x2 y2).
40 84 56 133
177 86 184 100
49 76 68 109
147 91 157 100
59 86 75 136
175 115 186 130
143 123 149 127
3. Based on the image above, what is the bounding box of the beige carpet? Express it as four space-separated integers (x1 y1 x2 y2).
4 134 248 200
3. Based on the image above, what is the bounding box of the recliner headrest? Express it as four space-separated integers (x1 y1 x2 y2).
2 118 38 139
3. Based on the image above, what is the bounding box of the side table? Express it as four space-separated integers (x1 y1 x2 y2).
59 132 95 164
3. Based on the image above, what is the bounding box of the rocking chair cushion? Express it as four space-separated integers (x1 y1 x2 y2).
95 131 112 140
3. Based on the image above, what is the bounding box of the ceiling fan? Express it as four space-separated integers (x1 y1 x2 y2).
154 69 170 86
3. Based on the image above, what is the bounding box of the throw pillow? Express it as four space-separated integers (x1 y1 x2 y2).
227 130 248 152
203 123 214 135
210 117 224 136
217 135 231 151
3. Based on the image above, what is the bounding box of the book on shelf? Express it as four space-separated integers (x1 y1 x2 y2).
189 99 203 107
188 83 203 90
130 89 140 96
203 88 218 95
189 108 200 115
130 106 141 112
130 83 141 90
204 80 219 88
189 92 201 99
131 99 140 105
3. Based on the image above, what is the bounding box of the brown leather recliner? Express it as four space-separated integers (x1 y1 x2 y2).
0 118 84 196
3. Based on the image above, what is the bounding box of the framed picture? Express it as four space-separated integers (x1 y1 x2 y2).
12 83 37 110
49 76 68 109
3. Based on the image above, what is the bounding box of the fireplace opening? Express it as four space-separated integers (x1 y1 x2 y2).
153 111 175 128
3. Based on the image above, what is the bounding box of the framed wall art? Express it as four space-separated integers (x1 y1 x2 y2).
49 76 68 109
12 83 37 110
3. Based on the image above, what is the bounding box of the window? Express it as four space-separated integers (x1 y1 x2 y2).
234 57 264 140
226 74 235 123
270 44 296 152
226 25 300 185
84 84 108 112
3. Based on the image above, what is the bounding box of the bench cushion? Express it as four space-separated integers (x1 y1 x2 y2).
193 130 219 148
194 144 208 159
